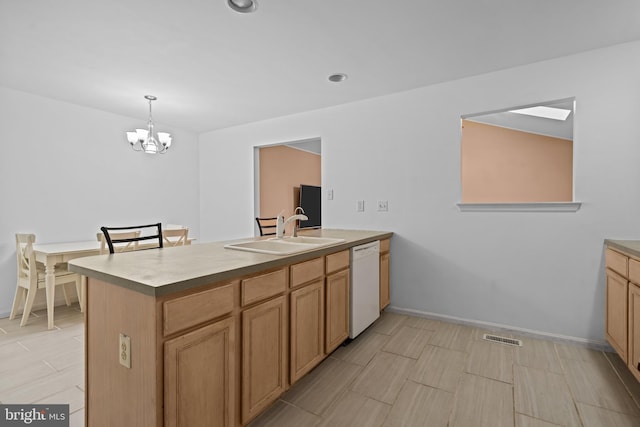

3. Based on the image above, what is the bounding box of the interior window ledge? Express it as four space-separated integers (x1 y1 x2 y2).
456 202 582 212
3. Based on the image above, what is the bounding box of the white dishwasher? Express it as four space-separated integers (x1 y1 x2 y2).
350 240 380 338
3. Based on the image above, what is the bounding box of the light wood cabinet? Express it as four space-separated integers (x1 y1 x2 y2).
380 238 391 310
83 235 392 426
606 268 628 360
629 283 640 381
604 244 640 382
241 295 287 424
290 279 325 383
325 269 349 354
164 317 235 427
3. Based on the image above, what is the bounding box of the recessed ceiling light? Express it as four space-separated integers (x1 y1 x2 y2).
328 73 348 83
228 0 257 13
509 106 572 121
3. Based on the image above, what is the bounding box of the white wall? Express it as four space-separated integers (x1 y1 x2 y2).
0 87 200 317
199 40 640 344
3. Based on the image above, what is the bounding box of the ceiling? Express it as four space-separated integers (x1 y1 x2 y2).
2 1 640 133
465 99 574 140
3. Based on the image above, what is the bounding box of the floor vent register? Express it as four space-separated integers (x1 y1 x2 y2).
482 334 523 347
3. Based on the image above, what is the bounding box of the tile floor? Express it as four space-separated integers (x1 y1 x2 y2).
249 312 640 427
0 305 84 426
1 307 640 427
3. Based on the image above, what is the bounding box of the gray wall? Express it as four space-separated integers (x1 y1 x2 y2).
0 87 200 316
199 40 640 344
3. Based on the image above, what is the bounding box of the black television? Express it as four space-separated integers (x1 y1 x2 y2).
298 184 321 229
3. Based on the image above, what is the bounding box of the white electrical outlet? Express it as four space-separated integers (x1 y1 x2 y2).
377 200 389 211
327 189 334 200
119 333 131 369
357 200 365 212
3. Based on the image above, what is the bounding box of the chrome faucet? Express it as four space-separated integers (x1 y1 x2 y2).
275 208 308 238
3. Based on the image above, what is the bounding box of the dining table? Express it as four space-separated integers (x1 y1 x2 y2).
32 240 101 329
33 230 193 329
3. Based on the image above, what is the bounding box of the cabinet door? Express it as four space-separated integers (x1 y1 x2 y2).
164 317 235 427
628 283 640 381
242 296 287 424
326 269 349 354
606 269 628 361
290 279 325 384
380 252 390 310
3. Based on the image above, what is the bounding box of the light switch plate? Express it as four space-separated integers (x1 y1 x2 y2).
357 200 365 212
119 333 131 369
327 189 334 200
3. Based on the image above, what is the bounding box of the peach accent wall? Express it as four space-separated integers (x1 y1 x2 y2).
259 145 321 218
461 120 573 203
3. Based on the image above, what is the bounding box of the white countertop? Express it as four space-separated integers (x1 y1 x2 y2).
69 229 392 297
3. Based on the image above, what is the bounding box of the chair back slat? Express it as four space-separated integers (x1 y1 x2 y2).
100 223 163 254
97 231 141 254
256 217 279 236
15 234 36 282
162 228 189 247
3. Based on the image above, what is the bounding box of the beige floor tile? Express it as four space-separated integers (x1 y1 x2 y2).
44 347 84 371
318 389 390 427
370 312 407 335
409 344 467 392
383 381 454 427
465 340 514 383
515 413 563 427
429 322 475 353
555 342 606 363
514 338 563 374
449 374 514 427
513 365 581 427
382 325 432 359
69 408 84 427
0 361 57 394
0 346 48 375
402 316 445 331
350 352 415 404
563 356 640 416
248 400 321 427
35 385 84 413
330 330 390 366
0 364 83 404
577 402 640 427
18 331 83 354
282 357 361 415
604 351 640 409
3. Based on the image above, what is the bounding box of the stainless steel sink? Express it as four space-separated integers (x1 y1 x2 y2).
224 236 345 255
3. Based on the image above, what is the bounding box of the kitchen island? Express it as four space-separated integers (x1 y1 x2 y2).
69 228 392 427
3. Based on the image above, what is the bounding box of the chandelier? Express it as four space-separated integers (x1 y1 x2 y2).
126 95 172 154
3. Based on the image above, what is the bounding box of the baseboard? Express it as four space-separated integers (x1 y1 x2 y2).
387 305 614 352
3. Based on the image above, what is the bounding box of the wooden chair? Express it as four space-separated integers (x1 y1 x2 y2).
162 228 189 247
100 223 163 254
256 217 279 236
10 233 81 327
97 230 142 254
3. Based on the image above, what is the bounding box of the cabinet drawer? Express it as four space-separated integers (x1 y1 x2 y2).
326 250 349 274
606 248 628 277
242 268 287 306
629 259 640 284
380 239 390 253
290 257 324 288
163 282 235 336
